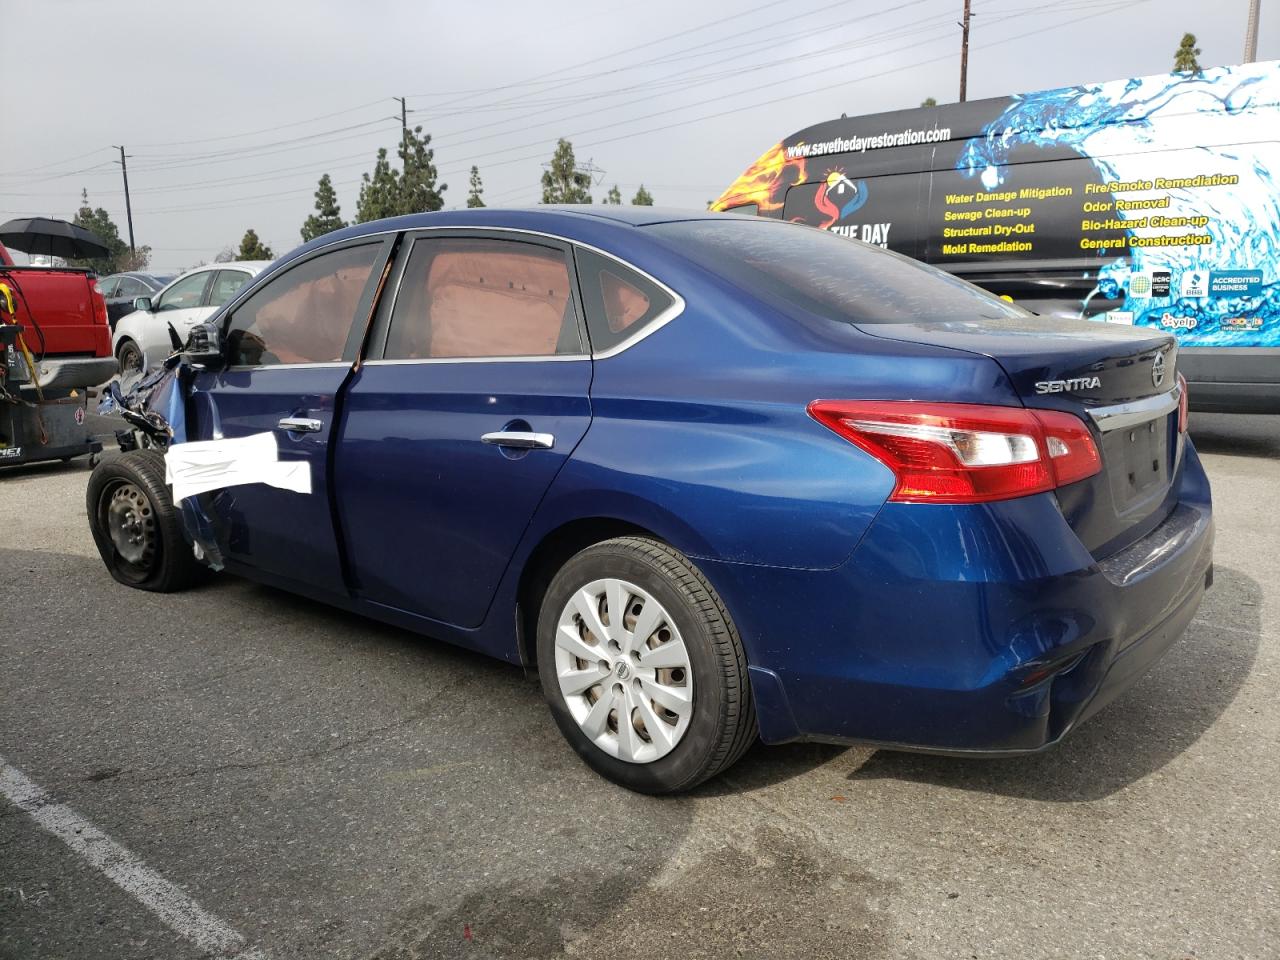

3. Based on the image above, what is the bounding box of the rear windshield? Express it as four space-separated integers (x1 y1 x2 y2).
646 219 1029 324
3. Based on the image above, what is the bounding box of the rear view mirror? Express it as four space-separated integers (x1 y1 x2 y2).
183 321 225 370
133 296 152 312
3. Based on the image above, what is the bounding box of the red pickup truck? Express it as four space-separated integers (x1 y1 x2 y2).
1 242 118 464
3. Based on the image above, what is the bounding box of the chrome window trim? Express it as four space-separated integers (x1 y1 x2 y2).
223 361 352 372
363 355 590 366
380 226 686 363
1087 386 1180 432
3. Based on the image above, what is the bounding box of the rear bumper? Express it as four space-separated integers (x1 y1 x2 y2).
706 442 1215 754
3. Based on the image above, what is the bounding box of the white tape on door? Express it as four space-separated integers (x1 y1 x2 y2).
164 431 312 503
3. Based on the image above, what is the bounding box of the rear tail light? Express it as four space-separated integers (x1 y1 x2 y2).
1177 372 1189 433
91 285 109 328
808 400 1101 504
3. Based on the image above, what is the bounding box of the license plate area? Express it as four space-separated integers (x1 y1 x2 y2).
1102 412 1172 514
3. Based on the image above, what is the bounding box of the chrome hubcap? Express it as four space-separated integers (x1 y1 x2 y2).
555 577 693 764
106 483 155 566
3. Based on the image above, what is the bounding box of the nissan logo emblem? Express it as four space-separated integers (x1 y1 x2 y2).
1152 352 1166 388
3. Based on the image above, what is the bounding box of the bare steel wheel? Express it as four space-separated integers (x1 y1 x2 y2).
537 537 756 793
117 340 144 377
87 449 203 593
105 481 157 574
555 578 693 764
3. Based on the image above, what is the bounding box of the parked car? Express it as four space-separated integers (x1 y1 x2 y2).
96 272 173 330
111 261 270 373
87 208 1213 794
1 242 116 464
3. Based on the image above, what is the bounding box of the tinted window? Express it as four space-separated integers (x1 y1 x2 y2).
156 272 211 311
117 277 146 298
208 269 251 307
574 248 675 353
646 220 1028 325
226 244 379 366
384 237 581 359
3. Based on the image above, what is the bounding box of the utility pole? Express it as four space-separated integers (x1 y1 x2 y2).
394 96 411 175
112 145 135 253
1244 0 1261 62
958 0 972 103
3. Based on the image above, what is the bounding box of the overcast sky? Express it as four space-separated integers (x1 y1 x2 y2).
1 0 1276 272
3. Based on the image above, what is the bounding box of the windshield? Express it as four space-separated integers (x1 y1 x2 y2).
646 219 1031 325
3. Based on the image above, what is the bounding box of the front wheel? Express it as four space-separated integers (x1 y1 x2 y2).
536 537 756 793
116 339 144 377
86 450 202 592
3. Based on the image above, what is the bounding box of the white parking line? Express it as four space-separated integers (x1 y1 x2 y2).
0 756 265 959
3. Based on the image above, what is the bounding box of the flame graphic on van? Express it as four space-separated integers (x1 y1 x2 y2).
956 61 1280 347
711 142 806 213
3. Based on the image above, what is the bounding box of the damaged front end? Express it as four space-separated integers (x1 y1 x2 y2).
95 327 228 571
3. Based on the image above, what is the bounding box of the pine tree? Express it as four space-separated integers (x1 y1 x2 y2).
1173 33 1202 73
467 166 485 208
631 184 654 206
604 185 622 205
540 139 592 204
356 148 402 223
69 188 150 272
300 174 347 242
397 125 446 214
236 229 274 261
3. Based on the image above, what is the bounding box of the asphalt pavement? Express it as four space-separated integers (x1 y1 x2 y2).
1 412 1277 959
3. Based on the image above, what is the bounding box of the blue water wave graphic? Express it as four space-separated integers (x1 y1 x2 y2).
957 63 1280 347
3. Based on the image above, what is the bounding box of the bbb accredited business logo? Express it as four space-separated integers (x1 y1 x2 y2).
1180 270 1209 298
1209 270 1263 297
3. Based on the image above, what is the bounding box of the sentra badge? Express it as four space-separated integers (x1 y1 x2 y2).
1034 376 1102 394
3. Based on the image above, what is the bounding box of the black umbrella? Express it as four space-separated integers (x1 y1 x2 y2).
0 217 112 260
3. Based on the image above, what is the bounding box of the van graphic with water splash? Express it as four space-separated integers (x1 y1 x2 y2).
713 60 1280 413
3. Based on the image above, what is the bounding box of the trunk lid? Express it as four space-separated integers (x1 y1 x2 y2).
856 315 1182 557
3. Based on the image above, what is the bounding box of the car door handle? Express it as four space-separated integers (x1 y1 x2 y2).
481 431 554 450
278 417 324 433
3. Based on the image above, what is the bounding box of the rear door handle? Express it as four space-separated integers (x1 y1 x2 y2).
278 417 323 433
481 431 554 450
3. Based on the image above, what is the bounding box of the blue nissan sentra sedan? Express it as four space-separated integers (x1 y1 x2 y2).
88 207 1213 794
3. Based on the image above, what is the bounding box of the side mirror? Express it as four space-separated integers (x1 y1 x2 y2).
133 296 153 312
183 321 226 369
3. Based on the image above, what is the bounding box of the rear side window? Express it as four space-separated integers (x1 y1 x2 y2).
225 243 379 366
384 237 582 359
574 248 676 353
97 277 120 298
208 270 251 307
646 219 1027 325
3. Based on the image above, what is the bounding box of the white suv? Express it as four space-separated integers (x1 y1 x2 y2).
112 261 271 373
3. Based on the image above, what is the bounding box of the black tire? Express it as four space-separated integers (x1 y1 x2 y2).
86 449 202 592
536 536 756 794
116 339 143 377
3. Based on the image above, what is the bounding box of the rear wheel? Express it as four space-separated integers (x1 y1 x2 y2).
536 536 755 793
86 450 201 592
116 339 143 377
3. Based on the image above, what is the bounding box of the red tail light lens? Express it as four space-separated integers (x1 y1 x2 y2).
91 287 109 328
808 400 1102 504
1177 372 1189 433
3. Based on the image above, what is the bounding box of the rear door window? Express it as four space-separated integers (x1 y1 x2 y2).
383 237 582 359
208 269 252 307
97 277 120 298
224 243 381 366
